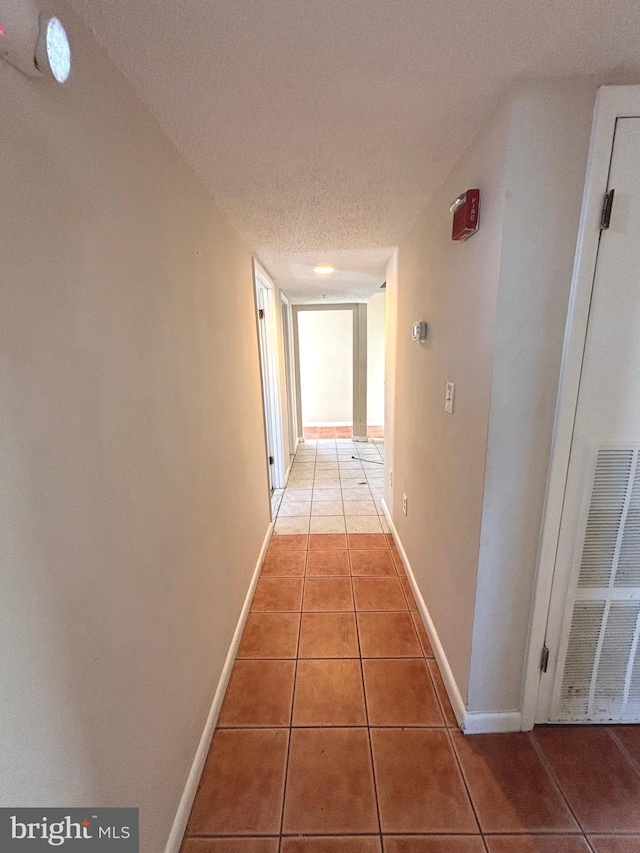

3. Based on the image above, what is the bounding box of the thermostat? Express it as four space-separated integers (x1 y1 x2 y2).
0 0 71 81
412 322 427 343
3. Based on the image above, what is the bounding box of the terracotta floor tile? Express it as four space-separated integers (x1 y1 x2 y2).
269 534 309 551
309 534 349 550
283 728 379 833
357 612 421 657
350 550 396 577
282 839 381 853
293 659 366 725
397 576 418 610
485 838 590 853
306 550 351 576
411 613 433 656
612 725 640 769
370 728 477 833
589 837 640 853
353 577 407 611
188 729 288 835
392 551 406 572
533 727 640 832
362 659 443 726
452 731 578 833
303 577 354 611
251 578 303 612
348 533 389 550
218 660 295 727
427 659 458 727
298 612 360 658
261 550 306 577
385 534 396 548
182 840 279 853
237 613 300 659
383 838 485 853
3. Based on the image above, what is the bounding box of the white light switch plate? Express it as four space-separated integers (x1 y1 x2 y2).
445 382 455 414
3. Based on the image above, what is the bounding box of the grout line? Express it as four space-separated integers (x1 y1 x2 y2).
607 727 640 779
276 552 306 850
445 727 483 836
351 565 384 844
527 730 586 834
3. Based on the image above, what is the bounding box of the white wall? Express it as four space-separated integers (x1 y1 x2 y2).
386 80 597 715
298 309 353 424
469 82 597 713
385 99 511 699
0 4 270 851
367 293 386 426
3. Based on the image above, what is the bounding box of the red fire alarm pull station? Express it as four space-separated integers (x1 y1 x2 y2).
451 189 480 241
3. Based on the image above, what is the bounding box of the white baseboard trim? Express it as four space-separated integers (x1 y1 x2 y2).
381 500 522 735
164 521 274 853
462 711 523 734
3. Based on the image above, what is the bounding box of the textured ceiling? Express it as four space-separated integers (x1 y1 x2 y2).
68 0 640 301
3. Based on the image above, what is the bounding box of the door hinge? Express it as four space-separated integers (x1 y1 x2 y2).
600 189 615 230
268 455 274 465
258 308 265 320
540 645 550 673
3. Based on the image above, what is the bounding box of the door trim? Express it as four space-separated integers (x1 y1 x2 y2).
292 303 368 441
521 85 640 730
254 261 286 496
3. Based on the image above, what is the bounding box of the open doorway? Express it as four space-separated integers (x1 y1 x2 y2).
254 263 286 517
293 304 368 442
297 307 353 439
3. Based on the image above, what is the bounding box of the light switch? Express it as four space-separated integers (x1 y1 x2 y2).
445 382 455 414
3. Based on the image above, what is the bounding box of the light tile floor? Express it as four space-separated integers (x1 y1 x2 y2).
182 442 640 853
275 439 387 536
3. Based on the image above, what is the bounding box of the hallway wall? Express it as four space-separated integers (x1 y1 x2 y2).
386 80 597 718
0 4 270 852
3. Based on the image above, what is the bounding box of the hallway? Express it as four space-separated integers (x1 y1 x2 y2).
274 439 388 537
181 448 640 853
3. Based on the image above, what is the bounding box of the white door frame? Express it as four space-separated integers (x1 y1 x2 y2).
280 292 298 458
254 260 286 494
522 85 640 730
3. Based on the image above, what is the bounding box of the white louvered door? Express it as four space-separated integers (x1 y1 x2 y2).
538 118 640 723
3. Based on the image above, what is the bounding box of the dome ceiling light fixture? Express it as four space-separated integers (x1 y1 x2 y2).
313 264 335 276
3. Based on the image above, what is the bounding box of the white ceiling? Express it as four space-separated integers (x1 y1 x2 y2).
69 0 640 301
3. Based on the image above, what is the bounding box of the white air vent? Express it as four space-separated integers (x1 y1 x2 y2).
558 447 640 722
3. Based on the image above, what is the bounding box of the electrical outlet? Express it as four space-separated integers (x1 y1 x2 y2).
445 381 455 414
402 493 408 515
389 469 393 487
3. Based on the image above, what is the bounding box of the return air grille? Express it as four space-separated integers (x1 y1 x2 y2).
558 447 640 722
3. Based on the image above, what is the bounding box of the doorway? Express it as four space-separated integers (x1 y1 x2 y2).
526 89 640 726
254 263 286 515
293 304 368 442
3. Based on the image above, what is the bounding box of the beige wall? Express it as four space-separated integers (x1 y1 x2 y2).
367 293 386 426
0 5 270 852
386 81 597 713
386 100 510 699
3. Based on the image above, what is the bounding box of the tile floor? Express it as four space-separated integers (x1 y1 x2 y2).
274 439 387 536
182 441 640 853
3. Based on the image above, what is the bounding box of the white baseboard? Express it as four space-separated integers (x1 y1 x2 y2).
381 500 522 735
164 522 274 853
462 711 522 733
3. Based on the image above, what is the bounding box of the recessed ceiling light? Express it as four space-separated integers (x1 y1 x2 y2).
313 264 335 276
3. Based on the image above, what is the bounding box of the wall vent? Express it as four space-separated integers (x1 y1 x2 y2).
558 447 640 722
